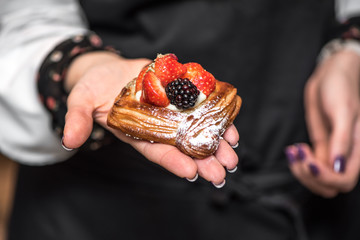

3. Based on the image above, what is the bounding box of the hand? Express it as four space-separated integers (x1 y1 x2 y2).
61 52 239 187
287 50 360 197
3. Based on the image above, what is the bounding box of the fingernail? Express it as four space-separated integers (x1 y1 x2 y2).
231 142 239 149
296 144 305 161
186 173 198 182
213 179 226 189
61 136 73 151
227 166 238 173
309 163 320 177
333 155 346 173
285 148 296 164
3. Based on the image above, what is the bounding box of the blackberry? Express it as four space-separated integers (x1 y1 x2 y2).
165 78 200 110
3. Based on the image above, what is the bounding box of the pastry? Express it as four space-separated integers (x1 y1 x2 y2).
107 54 242 159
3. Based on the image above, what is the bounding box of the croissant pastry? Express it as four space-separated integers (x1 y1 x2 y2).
107 54 242 159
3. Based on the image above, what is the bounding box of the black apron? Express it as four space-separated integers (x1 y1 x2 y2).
10 0 360 240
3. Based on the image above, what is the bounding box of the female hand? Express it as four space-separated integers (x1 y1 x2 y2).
287 50 360 198
61 52 239 187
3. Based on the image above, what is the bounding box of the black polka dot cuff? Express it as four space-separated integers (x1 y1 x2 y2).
37 33 118 150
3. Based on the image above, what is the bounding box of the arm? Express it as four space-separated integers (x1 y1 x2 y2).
287 50 360 198
287 0 360 197
0 0 88 164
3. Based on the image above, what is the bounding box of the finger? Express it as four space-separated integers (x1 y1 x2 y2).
127 134 228 185
286 144 310 180
327 96 357 173
194 156 226 187
132 140 198 179
124 132 229 185
290 141 360 194
336 118 360 192
215 139 238 172
287 144 339 198
329 113 355 173
222 124 239 147
304 77 329 164
63 85 95 149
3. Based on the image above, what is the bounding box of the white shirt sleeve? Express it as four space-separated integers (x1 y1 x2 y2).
336 0 360 22
0 0 88 165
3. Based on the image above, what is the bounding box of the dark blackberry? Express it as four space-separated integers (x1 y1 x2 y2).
165 78 200 110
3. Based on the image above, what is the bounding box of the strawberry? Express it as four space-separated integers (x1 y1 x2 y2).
135 64 151 92
142 71 170 107
154 53 186 87
183 62 216 96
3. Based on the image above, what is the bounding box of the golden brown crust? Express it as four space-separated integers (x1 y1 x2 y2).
107 79 242 159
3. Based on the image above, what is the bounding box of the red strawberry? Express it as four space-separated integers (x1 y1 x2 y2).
183 62 204 72
182 62 203 81
183 62 216 96
142 71 170 107
135 64 151 92
154 53 186 87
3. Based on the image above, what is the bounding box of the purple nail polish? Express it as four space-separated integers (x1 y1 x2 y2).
296 145 305 161
285 149 296 164
309 163 320 176
334 155 346 173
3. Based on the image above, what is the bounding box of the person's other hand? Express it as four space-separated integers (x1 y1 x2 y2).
287 50 360 198
61 52 239 187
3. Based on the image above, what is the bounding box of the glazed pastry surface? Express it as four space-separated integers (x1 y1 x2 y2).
107 79 242 159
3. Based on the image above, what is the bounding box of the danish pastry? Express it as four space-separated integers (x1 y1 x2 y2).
107 54 242 159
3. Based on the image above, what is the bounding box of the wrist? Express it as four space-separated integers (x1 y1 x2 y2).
319 17 360 62
318 38 360 62
37 33 119 136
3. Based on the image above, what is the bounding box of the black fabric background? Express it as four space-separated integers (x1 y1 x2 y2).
10 0 360 240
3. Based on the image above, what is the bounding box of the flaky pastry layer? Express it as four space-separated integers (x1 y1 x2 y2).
107 79 242 159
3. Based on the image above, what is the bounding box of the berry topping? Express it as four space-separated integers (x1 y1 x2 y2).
142 71 170 107
135 54 216 109
135 64 150 93
165 78 200 110
154 53 187 87
183 62 216 96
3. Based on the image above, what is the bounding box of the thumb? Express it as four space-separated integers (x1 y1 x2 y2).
329 110 356 173
62 85 95 149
